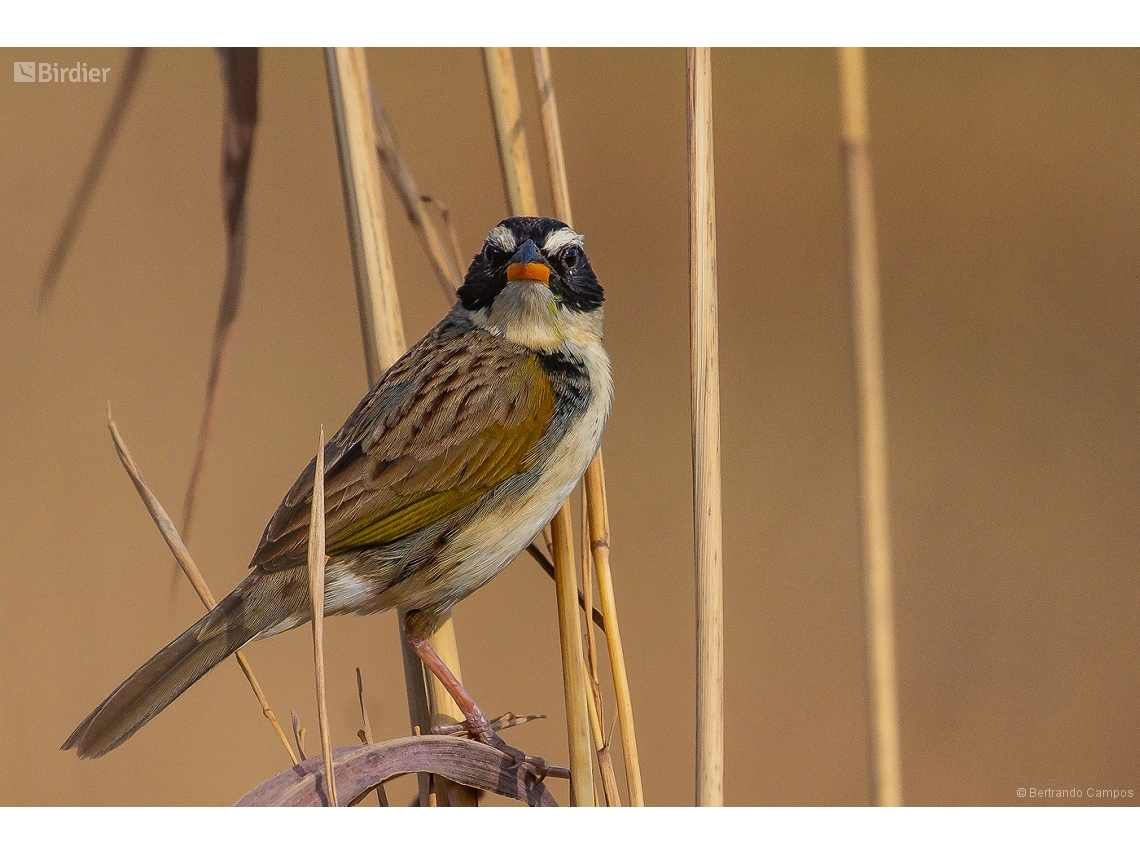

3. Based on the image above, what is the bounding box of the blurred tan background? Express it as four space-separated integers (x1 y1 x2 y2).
1 48 1138 806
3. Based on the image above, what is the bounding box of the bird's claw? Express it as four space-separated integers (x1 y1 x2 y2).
429 713 569 780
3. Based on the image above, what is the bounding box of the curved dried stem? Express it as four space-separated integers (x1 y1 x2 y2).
238 736 558 807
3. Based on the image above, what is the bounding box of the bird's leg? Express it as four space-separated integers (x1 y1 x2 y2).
405 630 569 779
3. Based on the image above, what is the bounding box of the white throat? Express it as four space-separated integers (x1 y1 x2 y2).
484 280 562 350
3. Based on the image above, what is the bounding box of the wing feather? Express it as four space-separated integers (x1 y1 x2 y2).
250 321 556 572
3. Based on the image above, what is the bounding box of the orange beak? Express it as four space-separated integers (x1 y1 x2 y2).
506 261 551 284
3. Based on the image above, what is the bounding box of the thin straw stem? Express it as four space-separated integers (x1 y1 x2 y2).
687 47 725 807
324 47 406 375
325 46 474 807
531 47 573 226
484 45 595 803
106 408 298 766
838 46 903 808
580 488 621 806
307 428 338 806
483 48 538 217
551 500 595 806
583 453 645 805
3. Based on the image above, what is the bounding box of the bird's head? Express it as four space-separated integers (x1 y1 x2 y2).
456 217 604 351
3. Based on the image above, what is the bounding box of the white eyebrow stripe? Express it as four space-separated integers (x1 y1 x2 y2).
485 224 517 252
542 227 583 254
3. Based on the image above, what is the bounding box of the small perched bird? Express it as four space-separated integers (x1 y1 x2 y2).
64 216 611 765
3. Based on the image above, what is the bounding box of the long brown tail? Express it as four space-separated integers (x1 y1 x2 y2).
63 568 301 759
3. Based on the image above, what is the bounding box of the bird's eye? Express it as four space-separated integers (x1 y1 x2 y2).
563 246 582 268
483 243 507 264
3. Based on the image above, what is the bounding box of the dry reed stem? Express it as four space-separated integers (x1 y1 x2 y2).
530 48 573 226
38 47 147 309
307 428 338 806
483 48 538 216
550 501 595 805
368 88 462 301
420 196 467 285
326 45 473 807
484 45 596 804
687 47 725 807
175 47 260 596
531 46 642 806
838 46 903 808
583 453 645 805
106 407 298 765
579 488 620 806
325 47 406 375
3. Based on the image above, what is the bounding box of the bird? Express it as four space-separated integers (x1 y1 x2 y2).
63 216 611 767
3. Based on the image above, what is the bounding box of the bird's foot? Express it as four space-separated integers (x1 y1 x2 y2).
431 711 569 780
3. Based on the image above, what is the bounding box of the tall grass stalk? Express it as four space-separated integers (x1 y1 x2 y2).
838 46 903 808
686 47 725 807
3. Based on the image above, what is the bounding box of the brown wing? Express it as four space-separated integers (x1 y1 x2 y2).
250 320 556 572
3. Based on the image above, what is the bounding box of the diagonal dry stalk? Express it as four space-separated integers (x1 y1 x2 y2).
174 48 260 598
484 45 596 807
838 46 903 808
369 87 462 301
106 406 298 765
526 542 606 630
307 427 338 806
39 47 147 310
531 46 644 807
687 47 725 807
325 46 476 807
